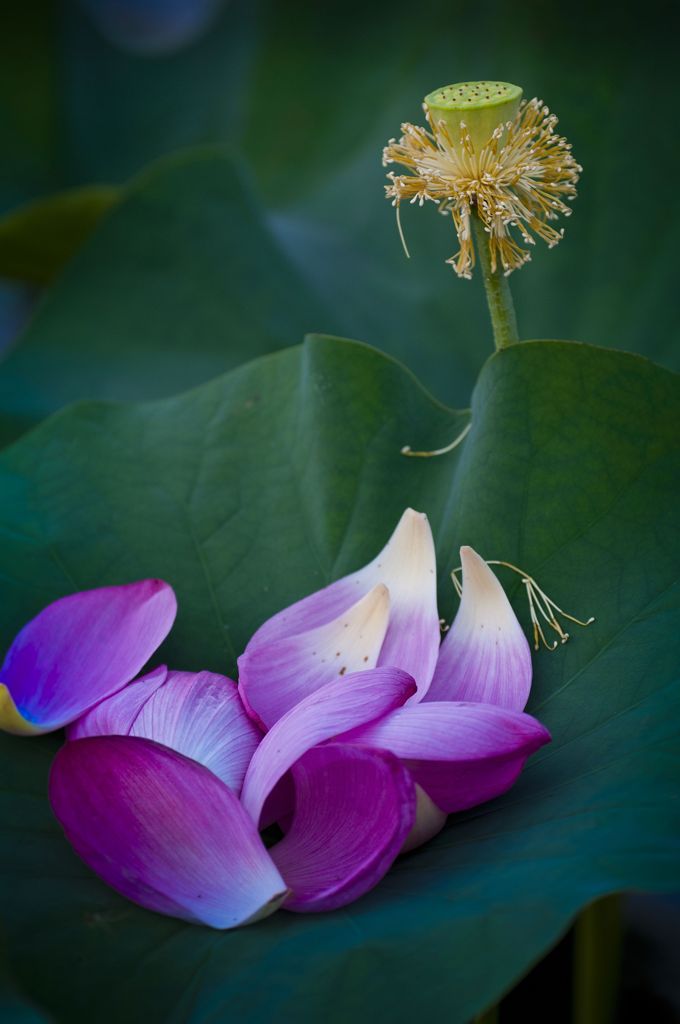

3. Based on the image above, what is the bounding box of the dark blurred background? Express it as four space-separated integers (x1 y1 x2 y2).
0 2 678 1019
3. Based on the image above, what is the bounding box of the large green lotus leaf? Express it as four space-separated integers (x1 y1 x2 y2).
0 337 677 1023
0 1 676 439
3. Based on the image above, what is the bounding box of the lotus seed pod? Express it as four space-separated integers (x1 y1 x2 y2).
424 81 523 152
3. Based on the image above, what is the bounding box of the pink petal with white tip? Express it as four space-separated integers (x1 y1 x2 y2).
426 546 532 710
238 584 390 729
242 509 440 699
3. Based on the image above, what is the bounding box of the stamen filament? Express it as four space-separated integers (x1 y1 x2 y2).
401 421 471 458
450 557 595 651
395 204 411 259
384 95 581 283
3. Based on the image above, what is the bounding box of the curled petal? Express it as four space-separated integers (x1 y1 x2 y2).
260 774 295 831
342 702 550 813
71 669 261 795
241 667 416 825
1 580 177 734
243 508 440 698
426 547 532 710
50 736 288 928
271 743 415 912
238 584 390 729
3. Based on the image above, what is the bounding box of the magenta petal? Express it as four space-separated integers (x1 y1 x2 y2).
49 736 288 928
343 702 551 813
270 743 415 912
241 667 416 825
1 579 177 733
242 509 441 699
238 584 390 729
426 547 532 710
70 669 261 795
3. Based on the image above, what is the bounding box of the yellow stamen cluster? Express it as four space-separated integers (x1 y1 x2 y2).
383 99 581 278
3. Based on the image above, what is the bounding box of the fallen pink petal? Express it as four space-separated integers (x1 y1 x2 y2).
426 546 532 710
16 512 553 930
0 580 177 735
269 743 416 912
239 508 441 720
49 735 288 928
70 668 261 794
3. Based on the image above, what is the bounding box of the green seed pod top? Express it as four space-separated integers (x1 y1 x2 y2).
424 81 523 151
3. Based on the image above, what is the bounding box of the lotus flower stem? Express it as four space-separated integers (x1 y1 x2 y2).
572 895 622 1024
383 80 581 355
471 211 519 350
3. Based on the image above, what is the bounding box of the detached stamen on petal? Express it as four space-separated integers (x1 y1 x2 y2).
238 584 390 730
426 546 532 710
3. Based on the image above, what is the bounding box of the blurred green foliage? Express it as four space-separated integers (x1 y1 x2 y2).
0 0 676 422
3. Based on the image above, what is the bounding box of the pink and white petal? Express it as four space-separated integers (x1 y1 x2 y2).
342 702 550 813
129 671 262 794
68 665 168 740
400 786 448 854
370 509 440 699
238 584 390 729
49 736 288 929
241 667 416 825
270 743 415 912
1 579 177 734
426 547 532 710
243 509 440 697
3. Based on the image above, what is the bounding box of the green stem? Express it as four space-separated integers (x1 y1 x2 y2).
471 212 519 351
572 895 622 1024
